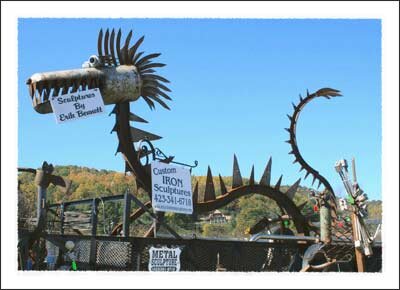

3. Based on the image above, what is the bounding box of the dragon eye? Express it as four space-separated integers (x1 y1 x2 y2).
88 55 100 67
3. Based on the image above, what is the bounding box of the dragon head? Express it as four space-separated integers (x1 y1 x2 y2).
26 28 171 114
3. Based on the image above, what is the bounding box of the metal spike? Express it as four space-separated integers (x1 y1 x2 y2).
109 105 118 116
286 114 292 121
116 29 123 64
144 86 172 100
135 53 161 67
123 30 133 65
130 127 162 142
140 69 156 74
192 182 199 203
286 178 301 200
98 29 103 56
306 89 310 97
218 174 227 195
292 158 298 164
139 62 166 71
129 112 148 123
155 82 171 93
249 165 255 185
304 171 310 180
292 102 296 110
110 123 118 133
299 94 303 102
274 175 283 190
317 180 322 189
109 29 117 66
288 150 294 155
232 155 243 188
259 157 272 186
285 140 291 144
144 80 171 92
104 29 110 61
145 94 170 110
142 74 170 83
132 51 144 65
204 166 216 202
299 167 304 173
284 128 290 133
115 143 123 155
128 36 145 62
142 96 155 110
312 175 317 186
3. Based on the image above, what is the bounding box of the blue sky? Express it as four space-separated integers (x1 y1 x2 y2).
18 18 382 200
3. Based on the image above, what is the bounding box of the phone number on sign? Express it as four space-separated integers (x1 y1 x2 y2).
153 194 191 206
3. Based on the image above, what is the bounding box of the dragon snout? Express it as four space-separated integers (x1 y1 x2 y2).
26 65 142 114
27 68 104 114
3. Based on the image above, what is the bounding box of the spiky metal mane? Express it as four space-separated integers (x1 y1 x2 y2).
98 28 171 110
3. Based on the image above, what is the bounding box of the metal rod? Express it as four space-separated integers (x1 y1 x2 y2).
48 194 125 208
60 203 65 235
249 233 319 242
122 192 131 237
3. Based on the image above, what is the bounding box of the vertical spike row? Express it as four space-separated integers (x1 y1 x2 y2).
232 155 243 188
249 165 255 185
259 157 272 186
274 175 283 190
286 178 301 200
204 166 216 202
218 174 227 195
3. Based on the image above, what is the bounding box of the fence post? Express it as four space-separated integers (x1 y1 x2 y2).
89 198 99 269
60 202 65 235
122 191 131 237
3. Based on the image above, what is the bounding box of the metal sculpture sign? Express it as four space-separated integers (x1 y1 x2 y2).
148 246 181 271
151 161 193 214
49 88 105 123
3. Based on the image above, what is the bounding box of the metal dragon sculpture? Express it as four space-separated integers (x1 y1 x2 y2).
26 28 340 239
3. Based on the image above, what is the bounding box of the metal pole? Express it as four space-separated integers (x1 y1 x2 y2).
122 192 131 237
60 203 65 235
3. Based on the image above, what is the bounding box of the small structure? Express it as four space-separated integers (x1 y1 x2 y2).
207 210 231 224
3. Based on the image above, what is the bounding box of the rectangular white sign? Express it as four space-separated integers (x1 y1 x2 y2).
49 88 105 124
151 161 193 214
148 246 181 271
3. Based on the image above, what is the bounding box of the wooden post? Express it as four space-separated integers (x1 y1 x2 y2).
351 212 365 272
320 199 332 244
122 192 131 237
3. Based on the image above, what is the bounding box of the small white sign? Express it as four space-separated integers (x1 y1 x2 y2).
151 161 193 214
49 88 105 124
148 246 181 272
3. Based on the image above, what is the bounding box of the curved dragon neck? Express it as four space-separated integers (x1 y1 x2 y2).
287 91 335 196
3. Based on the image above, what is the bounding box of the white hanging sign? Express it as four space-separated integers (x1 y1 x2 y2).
49 88 105 124
151 161 193 214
